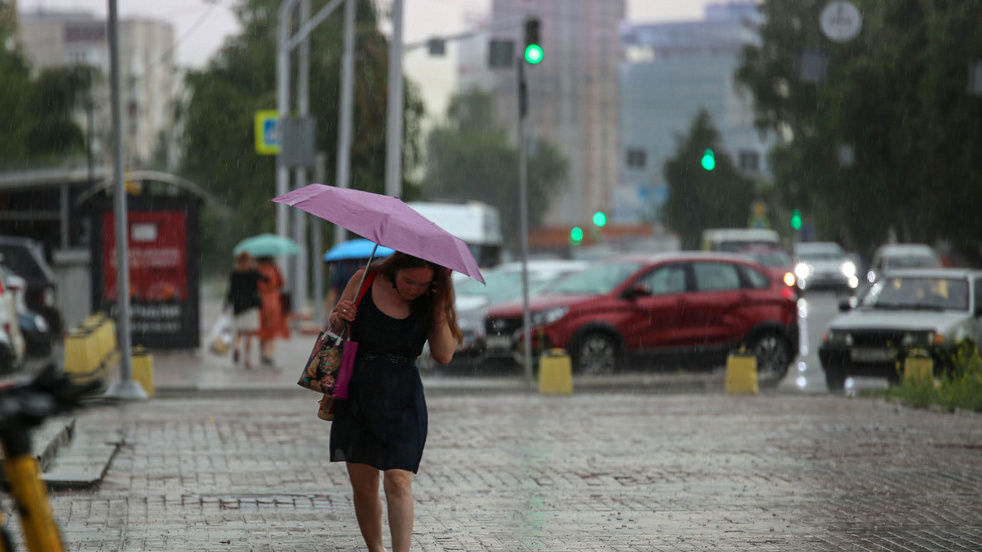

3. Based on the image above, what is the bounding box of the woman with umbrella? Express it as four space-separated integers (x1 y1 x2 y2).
328 251 461 552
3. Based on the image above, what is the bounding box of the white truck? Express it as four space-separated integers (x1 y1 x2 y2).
407 201 503 268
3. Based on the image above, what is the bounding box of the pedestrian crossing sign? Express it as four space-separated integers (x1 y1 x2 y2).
254 110 281 155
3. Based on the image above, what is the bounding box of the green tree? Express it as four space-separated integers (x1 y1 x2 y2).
178 0 425 273
0 1 91 168
422 88 568 248
662 110 756 249
737 1 982 258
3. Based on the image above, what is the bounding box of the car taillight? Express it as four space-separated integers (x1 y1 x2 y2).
780 286 796 301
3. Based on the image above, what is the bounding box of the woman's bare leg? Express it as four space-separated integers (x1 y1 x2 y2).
348 463 385 552
384 469 414 552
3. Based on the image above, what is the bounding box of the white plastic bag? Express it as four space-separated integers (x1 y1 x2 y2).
207 313 233 355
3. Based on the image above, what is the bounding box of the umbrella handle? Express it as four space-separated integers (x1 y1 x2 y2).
352 243 380 302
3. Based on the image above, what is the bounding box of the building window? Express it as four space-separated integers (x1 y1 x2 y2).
626 148 647 169
738 150 760 172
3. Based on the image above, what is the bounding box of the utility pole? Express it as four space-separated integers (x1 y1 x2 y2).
517 54 533 383
104 0 146 400
384 0 405 198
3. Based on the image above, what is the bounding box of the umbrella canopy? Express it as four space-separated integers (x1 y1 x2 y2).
273 184 484 283
325 238 395 262
233 233 300 257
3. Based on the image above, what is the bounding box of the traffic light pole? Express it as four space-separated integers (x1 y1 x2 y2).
517 57 533 384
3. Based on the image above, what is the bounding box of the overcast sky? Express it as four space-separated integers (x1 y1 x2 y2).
18 0 733 122
19 0 722 68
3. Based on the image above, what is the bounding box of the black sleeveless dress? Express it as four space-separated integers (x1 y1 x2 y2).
329 284 429 473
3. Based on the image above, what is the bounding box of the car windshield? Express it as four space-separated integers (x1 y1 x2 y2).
797 246 844 261
744 249 791 267
549 261 642 295
455 270 521 299
861 276 968 311
0 245 49 281
884 254 940 270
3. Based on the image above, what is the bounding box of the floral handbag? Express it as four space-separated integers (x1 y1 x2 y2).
298 273 375 421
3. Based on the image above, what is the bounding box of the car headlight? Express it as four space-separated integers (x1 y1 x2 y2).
840 261 857 278
794 262 812 279
826 330 853 346
33 314 48 333
531 306 568 326
901 331 934 348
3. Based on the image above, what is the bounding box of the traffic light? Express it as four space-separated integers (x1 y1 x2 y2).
524 18 543 65
790 209 802 231
592 211 607 227
700 148 716 171
570 226 584 243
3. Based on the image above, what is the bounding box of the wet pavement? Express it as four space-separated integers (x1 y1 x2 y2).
5 292 980 551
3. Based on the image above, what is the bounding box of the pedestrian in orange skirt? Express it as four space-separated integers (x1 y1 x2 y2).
255 257 290 368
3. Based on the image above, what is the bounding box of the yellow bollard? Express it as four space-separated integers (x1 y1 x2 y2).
63 329 99 375
131 346 155 397
538 348 573 395
725 350 758 395
903 354 933 383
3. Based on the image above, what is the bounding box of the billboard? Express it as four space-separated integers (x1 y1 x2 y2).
91 197 200 348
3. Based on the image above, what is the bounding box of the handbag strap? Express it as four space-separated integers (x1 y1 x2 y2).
353 271 376 309
332 271 376 337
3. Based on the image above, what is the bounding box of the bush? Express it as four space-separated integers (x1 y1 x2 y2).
882 339 982 412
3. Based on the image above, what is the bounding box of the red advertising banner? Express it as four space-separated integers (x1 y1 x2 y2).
102 211 188 302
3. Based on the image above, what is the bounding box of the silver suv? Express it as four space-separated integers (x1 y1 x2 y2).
819 268 982 390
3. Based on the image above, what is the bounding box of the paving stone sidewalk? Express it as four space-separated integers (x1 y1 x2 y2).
24 390 982 552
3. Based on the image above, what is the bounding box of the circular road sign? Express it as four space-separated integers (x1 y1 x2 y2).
820 1 862 43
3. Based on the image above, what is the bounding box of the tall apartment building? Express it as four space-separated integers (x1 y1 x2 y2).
485 0 624 228
618 2 773 223
16 9 178 168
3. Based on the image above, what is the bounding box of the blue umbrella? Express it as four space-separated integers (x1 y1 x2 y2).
324 238 394 262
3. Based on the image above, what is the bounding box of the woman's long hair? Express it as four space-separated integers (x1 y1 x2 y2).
371 252 462 344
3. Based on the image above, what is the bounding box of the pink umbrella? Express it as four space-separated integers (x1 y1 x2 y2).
272 184 485 284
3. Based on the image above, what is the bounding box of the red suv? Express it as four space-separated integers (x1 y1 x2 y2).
484 252 799 376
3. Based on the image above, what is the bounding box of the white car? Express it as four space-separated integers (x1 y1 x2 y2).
819 268 982 390
866 243 942 284
0 265 26 372
793 241 860 291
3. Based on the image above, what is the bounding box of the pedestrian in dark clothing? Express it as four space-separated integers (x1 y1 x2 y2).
327 252 461 552
224 251 267 369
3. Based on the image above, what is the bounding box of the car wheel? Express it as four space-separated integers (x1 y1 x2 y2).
824 366 846 392
750 332 791 380
572 332 619 375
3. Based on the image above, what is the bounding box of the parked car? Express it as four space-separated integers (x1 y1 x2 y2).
452 259 589 361
793 241 860 291
0 265 26 373
737 245 797 289
484 252 799 377
5 273 54 357
0 236 62 336
819 268 982 391
865 243 941 285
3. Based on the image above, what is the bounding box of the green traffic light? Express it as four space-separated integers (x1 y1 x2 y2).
700 149 716 171
570 226 584 242
592 211 607 227
790 209 802 231
524 44 543 65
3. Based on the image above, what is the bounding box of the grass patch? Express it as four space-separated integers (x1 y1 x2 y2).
879 340 982 413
